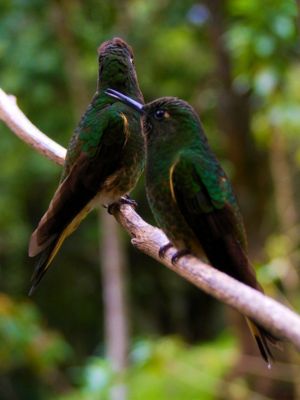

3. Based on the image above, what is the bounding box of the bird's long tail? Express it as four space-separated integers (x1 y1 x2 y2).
200 234 280 365
29 203 92 295
246 318 278 368
29 222 76 295
28 238 59 296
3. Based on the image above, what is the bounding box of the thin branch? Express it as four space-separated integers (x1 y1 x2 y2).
0 89 65 164
1 88 300 351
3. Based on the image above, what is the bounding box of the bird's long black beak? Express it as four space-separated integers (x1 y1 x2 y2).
105 88 144 113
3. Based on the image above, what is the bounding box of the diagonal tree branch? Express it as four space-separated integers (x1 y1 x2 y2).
1 87 300 351
0 89 66 164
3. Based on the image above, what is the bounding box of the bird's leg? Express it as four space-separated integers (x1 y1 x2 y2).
171 249 190 265
106 203 118 215
120 194 138 209
106 195 138 215
158 242 173 258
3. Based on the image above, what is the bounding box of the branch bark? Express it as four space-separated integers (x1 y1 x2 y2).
1 87 300 351
0 89 66 164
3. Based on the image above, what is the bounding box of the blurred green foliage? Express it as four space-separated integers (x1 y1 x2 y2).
0 294 70 372
58 335 236 400
0 293 71 398
1 0 300 398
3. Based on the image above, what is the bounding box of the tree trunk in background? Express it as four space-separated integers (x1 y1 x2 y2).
113 0 132 36
270 127 299 291
204 1 295 397
269 127 300 399
100 211 129 400
50 3 129 399
296 0 300 34
205 0 271 258
51 0 90 116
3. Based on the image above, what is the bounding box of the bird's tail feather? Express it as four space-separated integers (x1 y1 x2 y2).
29 203 93 295
202 237 279 365
29 238 58 296
246 318 278 368
29 222 74 295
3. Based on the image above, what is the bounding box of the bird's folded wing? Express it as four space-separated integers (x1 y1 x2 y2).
29 106 128 257
170 151 246 249
170 151 260 288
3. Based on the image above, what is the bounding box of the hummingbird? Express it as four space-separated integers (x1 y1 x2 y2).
105 88 278 366
28 38 144 294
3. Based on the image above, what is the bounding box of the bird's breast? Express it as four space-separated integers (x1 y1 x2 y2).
99 122 144 205
146 173 202 256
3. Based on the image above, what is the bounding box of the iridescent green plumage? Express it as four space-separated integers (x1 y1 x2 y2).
28 38 144 293
105 90 279 366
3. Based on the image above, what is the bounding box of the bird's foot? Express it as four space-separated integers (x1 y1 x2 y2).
106 195 138 215
159 242 173 258
171 249 190 265
120 194 138 209
107 202 119 215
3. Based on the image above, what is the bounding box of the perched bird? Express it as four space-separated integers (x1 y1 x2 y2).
105 88 278 366
28 38 144 294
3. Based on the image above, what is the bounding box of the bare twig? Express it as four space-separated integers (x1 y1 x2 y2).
0 89 66 164
1 88 300 351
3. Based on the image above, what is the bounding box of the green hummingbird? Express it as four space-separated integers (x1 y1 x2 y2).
105 88 278 366
28 38 144 294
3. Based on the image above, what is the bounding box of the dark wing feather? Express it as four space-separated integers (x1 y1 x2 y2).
172 152 257 287
171 152 278 364
28 106 128 291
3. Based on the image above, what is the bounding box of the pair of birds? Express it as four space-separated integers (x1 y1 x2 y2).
29 37 278 365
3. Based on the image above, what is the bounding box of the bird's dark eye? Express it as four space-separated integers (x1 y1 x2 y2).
154 109 165 120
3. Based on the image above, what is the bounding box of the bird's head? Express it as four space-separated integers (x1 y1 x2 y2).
105 89 202 147
97 38 141 96
98 37 134 65
142 97 200 143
